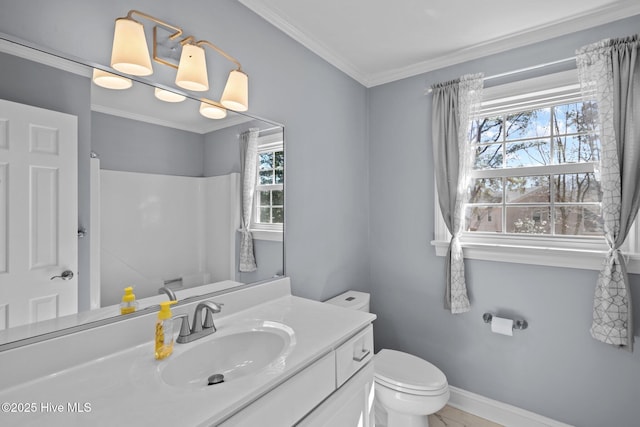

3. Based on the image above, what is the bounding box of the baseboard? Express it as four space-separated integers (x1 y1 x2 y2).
448 386 574 427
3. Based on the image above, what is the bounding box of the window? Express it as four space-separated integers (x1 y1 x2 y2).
432 70 640 272
467 101 602 237
251 132 284 240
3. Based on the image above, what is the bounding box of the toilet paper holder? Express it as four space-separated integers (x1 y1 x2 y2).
482 313 528 330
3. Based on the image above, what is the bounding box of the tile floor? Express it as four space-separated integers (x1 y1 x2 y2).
428 405 504 427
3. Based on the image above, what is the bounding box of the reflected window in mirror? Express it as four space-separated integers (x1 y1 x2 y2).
253 132 284 240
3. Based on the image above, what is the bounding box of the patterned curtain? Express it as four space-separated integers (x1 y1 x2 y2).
577 35 640 351
431 74 484 314
239 128 259 272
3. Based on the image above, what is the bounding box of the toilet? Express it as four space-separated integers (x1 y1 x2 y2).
325 291 450 427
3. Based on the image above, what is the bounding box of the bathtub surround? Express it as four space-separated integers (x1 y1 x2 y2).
91 112 283 290
99 170 240 305
576 35 640 351
1 2 640 427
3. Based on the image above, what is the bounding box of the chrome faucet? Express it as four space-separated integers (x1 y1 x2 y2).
175 301 223 344
158 286 177 301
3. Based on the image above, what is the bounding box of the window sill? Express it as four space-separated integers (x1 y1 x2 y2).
431 237 640 274
245 228 283 242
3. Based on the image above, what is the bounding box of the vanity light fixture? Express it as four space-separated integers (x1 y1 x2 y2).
199 100 227 119
175 41 209 91
154 87 186 103
110 15 158 76
108 9 249 111
92 69 133 90
221 69 249 111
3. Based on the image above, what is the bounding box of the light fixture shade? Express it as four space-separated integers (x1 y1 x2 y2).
220 70 249 111
110 18 153 76
92 69 132 90
154 88 186 103
199 101 227 119
176 44 209 91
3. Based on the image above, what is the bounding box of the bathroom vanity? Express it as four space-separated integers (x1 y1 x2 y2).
0 278 376 426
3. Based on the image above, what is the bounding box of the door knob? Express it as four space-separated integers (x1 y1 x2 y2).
50 270 74 280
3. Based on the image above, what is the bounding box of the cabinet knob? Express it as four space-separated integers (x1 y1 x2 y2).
353 349 370 362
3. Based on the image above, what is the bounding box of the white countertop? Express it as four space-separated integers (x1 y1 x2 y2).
0 287 375 426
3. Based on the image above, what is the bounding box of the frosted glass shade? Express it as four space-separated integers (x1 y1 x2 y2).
199 102 227 119
154 88 186 103
176 44 209 91
110 18 153 76
220 70 249 111
92 69 132 90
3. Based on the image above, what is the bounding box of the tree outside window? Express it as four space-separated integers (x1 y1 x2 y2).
255 144 284 227
467 101 603 236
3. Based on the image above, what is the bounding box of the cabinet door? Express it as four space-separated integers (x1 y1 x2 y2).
297 362 374 427
220 352 335 426
336 325 374 387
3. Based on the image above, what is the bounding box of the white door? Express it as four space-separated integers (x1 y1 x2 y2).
0 99 78 330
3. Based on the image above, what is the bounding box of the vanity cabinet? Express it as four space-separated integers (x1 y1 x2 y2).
0 279 377 427
219 353 335 426
297 363 374 427
335 324 374 387
220 325 374 427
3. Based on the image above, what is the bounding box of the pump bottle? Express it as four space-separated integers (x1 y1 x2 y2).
155 300 177 360
120 287 138 315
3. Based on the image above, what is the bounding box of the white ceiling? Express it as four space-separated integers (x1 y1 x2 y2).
239 0 640 87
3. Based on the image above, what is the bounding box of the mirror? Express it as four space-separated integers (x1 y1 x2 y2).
0 35 284 348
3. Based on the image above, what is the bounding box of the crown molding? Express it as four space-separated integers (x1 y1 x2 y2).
237 0 368 84
367 1 640 87
91 103 200 133
200 113 254 133
91 103 253 134
239 0 640 88
0 37 90 77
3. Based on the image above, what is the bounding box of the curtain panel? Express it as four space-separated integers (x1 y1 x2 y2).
431 74 483 314
577 35 640 351
239 128 259 272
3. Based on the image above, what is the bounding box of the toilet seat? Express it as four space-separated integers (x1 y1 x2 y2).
374 349 448 395
375 376 448 396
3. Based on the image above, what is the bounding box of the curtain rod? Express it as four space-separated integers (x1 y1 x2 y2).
259 126 282 133
425 56 576 94
237 125 282 139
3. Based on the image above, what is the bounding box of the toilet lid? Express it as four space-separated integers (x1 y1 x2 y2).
374 349 447 392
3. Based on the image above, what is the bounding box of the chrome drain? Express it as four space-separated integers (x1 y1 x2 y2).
207 374 225 385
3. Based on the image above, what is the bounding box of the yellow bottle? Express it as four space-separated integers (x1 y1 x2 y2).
120 287 138 315
155 300 177 360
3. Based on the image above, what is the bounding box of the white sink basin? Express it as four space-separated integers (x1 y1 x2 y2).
160 323 294 389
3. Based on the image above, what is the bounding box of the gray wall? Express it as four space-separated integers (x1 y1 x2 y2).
0 51 93 311
92 112 205 176
368 15 640 427
203 120 251 177
0 0 370 303
235 238 284 284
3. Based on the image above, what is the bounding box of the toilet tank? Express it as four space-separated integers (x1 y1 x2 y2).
324 290 370 312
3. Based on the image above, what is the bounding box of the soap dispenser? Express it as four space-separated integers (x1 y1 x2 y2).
155 300 178 360
120 287 138 315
